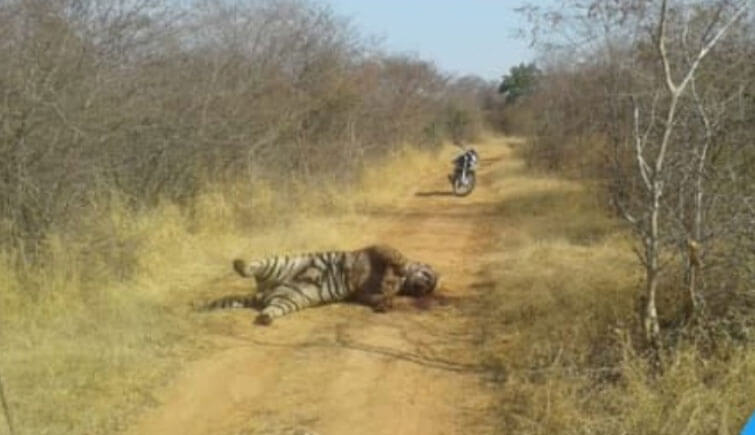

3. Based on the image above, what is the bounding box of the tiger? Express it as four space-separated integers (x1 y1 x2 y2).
208 244 438 325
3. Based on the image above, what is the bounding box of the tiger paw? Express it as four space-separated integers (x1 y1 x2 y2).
254 313 273 326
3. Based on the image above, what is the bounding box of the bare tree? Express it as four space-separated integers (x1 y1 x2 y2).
618 0 747 350
514 0 752 355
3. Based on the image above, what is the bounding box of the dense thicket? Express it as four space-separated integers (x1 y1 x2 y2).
0 0 490 254
497 0 753 348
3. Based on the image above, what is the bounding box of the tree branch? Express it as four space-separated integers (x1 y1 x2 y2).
657 0 677 94
677 2 748 94
633 101 653 191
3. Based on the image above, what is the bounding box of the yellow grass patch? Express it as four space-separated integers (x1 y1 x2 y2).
0 142 444 435
2 136 752 435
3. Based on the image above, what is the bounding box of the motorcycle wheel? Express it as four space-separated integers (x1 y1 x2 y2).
452 172 476 196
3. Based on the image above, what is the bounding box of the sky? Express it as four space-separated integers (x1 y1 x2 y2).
324 0 534 82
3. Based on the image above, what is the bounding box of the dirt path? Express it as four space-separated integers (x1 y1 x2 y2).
127 139 511 435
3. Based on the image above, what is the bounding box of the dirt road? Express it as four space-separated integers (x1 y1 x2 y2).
127 139 512 435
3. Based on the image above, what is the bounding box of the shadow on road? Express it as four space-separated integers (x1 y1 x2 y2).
415 190 455 197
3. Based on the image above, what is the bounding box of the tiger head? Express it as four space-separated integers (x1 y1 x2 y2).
400 262 438 297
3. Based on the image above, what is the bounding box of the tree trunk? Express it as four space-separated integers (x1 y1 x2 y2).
687 238 701 318
644 184 662 351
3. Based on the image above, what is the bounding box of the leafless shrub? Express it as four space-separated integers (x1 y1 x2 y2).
0 0 487 266
514 0 753 353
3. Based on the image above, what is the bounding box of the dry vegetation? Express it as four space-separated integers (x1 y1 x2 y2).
0 0 488 433
1 0 753 434
507 2 754 344
0 0 493 252
0 141 439 435
471 143 755 434
483 0 754 432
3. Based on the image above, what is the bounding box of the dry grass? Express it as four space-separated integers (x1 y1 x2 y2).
473 145 755 434
2 137 752 435
0 144 440 435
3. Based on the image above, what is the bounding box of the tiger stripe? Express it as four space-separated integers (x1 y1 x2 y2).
219 245 438 325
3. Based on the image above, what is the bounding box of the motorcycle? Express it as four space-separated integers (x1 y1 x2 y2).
449 152 477 196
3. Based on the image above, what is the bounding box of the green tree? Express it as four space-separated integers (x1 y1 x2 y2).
498 62 540 103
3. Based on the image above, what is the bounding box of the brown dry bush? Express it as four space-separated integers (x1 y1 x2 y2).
473 143 754 435
0 1 490 433
506 0 754 346
0 0 488 268
475 1 755 433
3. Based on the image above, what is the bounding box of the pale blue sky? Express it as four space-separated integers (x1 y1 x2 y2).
324 0 533 81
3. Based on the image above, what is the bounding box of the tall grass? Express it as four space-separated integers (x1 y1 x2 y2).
0 144 439 435
474 145 755 434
